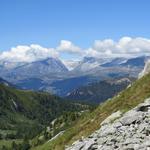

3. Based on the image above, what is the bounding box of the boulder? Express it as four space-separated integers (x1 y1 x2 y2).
65 98 150 150
119 110 144 125
101 111 122 126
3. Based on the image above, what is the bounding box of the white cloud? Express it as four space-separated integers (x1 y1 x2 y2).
86 37 150 57
1 37 150 64
0 44 59 63
57 40 83 55
85 48 102 58
117 37 150 54
93 39 116 52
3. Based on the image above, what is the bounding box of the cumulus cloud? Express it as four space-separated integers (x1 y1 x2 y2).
0 44 59 63
57 40 83 55
88 37 150 57
1 37 150 64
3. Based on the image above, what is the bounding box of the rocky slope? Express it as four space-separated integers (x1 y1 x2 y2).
66 98 150 150
139 59 150 78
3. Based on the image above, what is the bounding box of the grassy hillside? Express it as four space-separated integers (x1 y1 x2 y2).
35 73 150 150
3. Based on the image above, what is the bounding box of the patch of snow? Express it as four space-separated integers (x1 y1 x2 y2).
80 62 100 72
11 99 18 109
139 59 150 78
87 90 93 95
47 131 65 143
79 92 84 95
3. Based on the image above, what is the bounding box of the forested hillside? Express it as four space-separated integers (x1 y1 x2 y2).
0 83 89 149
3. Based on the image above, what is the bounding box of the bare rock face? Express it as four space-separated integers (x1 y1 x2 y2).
139 59 150 78
66 98 150 150
100 111 122 126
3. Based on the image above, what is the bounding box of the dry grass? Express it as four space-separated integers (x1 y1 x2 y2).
33 73 150 150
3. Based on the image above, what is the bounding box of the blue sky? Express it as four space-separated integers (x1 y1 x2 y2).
0 0 150 51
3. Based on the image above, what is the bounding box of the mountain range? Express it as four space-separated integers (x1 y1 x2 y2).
0 57 68 81
0 55 149 97
0 77 11 86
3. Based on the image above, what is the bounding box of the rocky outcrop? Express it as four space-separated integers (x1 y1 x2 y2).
66 98 150 150
139 59 150 78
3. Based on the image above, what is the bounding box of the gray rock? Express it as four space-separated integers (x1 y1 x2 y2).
66 142 85 150
97 137 107 145
123 138 141 145
65 98 150 150
101 111 122 126
99 125 116 136
119 110 144 125
113 121 122 128
81 139 96 150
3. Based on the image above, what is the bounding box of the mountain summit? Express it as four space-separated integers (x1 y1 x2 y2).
0 57 68 80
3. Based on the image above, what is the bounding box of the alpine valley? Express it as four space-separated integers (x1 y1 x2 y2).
1 0 150 149
1 53 150 149
0 53 150 150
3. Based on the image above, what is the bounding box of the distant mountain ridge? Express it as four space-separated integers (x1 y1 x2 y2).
101 57 128 67
73 56 110 72
0 57 68 81
0 77 14 87
66 77 133 103
50 76 99 96
12 57 68 76
0 55 149 97
121 56 149 67
101 56 150 68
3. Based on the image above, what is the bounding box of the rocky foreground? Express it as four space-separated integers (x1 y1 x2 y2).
66 98 150 150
